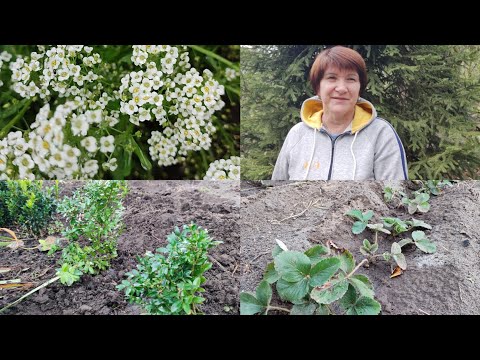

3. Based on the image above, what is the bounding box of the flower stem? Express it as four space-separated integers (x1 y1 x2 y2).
188 45 239 71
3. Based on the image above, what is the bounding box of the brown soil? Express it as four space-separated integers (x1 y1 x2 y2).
0 180 240 315
240 180 480 315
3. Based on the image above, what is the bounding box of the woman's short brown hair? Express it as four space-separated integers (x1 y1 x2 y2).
309 46 367 95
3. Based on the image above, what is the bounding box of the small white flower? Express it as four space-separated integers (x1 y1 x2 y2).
100 135 115 153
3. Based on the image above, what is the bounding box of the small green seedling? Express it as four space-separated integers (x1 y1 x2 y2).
402 192 430 214
407 230 436 254
381 217 409 236
383 187 394 202
405 218 432 230
240 242 381 315
345 209 374 234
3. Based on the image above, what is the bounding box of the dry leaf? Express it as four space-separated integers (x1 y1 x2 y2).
0 282 34 290
326 240 345 253
0 228 18 241
7 239 24 250
0 267 12 274
39 236 57 251
390 266 403 278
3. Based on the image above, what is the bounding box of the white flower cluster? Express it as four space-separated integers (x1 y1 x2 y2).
8 45 110 104
0 50 12 87
119 45 226 167
0 101 117 180
225 67 239 81
203 156 240 180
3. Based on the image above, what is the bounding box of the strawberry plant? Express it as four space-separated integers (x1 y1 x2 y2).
117 223 221 315
240 241 381 315
345 209 374 234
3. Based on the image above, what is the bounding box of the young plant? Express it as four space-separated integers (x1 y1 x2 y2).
402 192 430 214
381 217 409 236
56 180 128 285
383 186 394 202
117 223 222 315
345 209 374 234
240 241 381 315
3 180 57 236
402 231 436 254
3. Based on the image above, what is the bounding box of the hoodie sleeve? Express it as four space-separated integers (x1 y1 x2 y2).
373 120 409 180
271 131 291 180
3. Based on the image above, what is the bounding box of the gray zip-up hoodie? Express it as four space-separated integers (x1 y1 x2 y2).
271 96 408 180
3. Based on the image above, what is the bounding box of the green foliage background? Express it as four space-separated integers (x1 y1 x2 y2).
0 45 239 180
241 45 480 180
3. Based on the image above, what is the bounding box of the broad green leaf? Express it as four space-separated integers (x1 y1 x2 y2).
337 250 355 274
363 210 374 221
339 284 357 311
412 230 426 241
274 251 311 282
352 221 367 234
240 292 266 315
407 203 417 214
276 277 309 302
391 242 402 255
398 238 413 248
272 245 284 258
371 243 378 252
132 138 152 171
346 296 381 315
263 262 280 284
345 209 363 221
310 257 341 287
256 280 272 306
392 253 407 270
363 239 371 248
367 223 391 234
290 303 317 315
315 304 330 315
417 193 430 203
349 275 374 298
311 279 349 305
417 203 430 213
304 245 329 264
415 239 436 253
409 218 432 230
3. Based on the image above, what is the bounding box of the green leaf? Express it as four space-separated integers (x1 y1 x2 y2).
367 223 391 234
417 203 430 213
311 279 349 305
391 242 402 255
346 296 381 315
345 209 363 221
315 304 330 315
407 203 417 214
310 257 341 287
276 277 309 302
415 239 437 253
255 280 272 306
362 239 371 248
339 284 357 311
363 210 374 221
392 253 407 270
412 230 426 241
290 302 317 315
352 221 367 234
263 262 280 284
240 292 266 315
398 238 413 248
304 245 329 265
337 250 355 274
132 138 152 171
348 275 374 298
272 245 284 258
409 218 432 230
274 251 311 282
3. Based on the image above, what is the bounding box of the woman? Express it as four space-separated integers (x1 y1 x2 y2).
271 46 408 180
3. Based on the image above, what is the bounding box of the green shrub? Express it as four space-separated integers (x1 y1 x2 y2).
117 223 221 315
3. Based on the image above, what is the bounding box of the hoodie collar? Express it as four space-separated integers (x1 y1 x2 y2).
300 96 377 134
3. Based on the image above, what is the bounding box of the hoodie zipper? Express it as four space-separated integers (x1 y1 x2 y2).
326 134 346 180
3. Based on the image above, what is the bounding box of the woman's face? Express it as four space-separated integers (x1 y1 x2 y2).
319 65 360 117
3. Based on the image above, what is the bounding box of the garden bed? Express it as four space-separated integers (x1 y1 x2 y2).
240 180 480 315
0 180 240 315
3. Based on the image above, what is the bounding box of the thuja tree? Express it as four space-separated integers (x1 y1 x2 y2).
241 45 480 180
0 45 239 180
